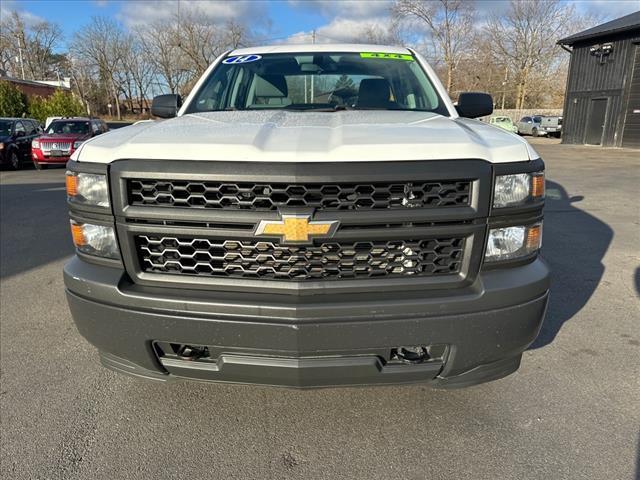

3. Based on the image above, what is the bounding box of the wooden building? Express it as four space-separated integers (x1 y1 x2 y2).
558 12 640 148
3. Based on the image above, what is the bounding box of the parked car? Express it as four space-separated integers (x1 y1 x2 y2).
64 44 548 389
539 116 562 138
32 117 108 169
489 116 518 133
516 115 548 137
0 117 43 170
45 116 62 129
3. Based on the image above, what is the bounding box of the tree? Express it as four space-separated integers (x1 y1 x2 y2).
0 11 63 80
28 90 85 123
394 0 475 94
72 17 127 119
137 21 191 95
0 81 27 117
176 11 247 76
334 74 356 92
361 18 404 46
487 0 576 110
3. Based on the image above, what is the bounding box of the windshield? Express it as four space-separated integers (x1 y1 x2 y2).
46 121 90 135
0 120 14 136
185 52 448 115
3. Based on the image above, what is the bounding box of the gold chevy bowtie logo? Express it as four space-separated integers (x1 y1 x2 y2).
255 215 339 244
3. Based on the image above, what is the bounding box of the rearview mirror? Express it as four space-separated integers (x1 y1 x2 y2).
455 92 493 119
151 94 182 118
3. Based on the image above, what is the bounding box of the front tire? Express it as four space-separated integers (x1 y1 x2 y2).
10 151 20 170
532 128 539 137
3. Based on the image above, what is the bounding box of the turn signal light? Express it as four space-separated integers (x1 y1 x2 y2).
70 222 86 246
526 224 542 250
66 172 78 197
531 173 545 199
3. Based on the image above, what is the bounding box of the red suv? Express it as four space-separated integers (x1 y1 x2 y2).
32 118 108 169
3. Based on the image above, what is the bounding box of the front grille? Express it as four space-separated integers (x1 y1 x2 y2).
40 141 71 152
136 235 465 280
128 179 471 211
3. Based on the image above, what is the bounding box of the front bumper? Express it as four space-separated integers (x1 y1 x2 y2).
64 256 549 388
32 149 72 164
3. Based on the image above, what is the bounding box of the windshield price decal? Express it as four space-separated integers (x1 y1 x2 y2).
360 52 414 61
222 54 262 64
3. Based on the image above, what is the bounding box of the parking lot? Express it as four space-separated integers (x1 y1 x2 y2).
0 138 638 480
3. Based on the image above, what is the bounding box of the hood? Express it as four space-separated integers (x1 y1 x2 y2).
41 133 89 142
75 111 538 164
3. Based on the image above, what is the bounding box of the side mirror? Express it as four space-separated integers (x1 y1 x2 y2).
151 94 182 118
455 92 493 119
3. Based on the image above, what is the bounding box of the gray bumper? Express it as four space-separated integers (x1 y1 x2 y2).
64 256 549 388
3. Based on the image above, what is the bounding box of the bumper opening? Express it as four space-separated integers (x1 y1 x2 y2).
152 341 448 387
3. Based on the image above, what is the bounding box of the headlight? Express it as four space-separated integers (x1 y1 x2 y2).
70 220 119 259
485 223 542 262
73 140 84 149
493 171 544 208
66 171 110 207
32 139 40 149
0 142 4 150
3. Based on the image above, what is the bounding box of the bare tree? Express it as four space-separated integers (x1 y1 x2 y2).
72 17 127 119
487 0 576 110
361 18 404 46
176 9 247 76
394 0 475 94
121 35 155 114
137 21 191 95
0 11 63 80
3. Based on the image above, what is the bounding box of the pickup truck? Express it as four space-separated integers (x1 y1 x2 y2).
64 44 549 388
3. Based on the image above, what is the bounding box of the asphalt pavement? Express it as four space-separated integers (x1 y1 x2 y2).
1 138 638 480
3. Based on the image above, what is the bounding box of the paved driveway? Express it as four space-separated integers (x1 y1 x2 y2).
1 140 638 479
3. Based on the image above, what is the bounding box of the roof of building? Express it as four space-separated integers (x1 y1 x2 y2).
558 11 640 46
230 43 410 56
0 75 71 90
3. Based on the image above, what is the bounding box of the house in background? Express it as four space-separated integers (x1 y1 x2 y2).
0 75 71 99
558 11 640 148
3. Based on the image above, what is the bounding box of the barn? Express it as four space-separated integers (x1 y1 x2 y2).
558 11 640 148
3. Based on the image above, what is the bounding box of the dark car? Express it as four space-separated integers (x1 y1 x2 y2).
31 117 108 170
0 118 43 170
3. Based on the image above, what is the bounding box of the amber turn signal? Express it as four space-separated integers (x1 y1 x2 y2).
531 173 545 199
70 222 86 246
66 171 78 197
526 224 542 250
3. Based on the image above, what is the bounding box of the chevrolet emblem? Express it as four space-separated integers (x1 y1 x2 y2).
255 214 339 244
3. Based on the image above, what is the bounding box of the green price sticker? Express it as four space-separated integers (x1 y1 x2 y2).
360 52 414 61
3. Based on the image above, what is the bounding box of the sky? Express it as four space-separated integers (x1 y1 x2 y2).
2 0 639 50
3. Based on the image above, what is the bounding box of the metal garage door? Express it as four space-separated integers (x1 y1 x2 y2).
622 44 640 149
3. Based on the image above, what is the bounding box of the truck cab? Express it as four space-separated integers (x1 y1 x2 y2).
64 45 549 388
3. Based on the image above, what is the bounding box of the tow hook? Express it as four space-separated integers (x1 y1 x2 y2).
177 345 208 361
393 346 429 364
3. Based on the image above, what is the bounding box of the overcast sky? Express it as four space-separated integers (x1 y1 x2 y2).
2 0 639 48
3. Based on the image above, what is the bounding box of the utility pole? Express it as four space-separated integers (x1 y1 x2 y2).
17 46 25 80
500 65 508 110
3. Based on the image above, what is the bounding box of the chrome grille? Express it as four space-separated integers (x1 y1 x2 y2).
136 235 465 280
40 141 71 153
128 179 471 211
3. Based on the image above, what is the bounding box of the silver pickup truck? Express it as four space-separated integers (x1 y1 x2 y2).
63 44 549 389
